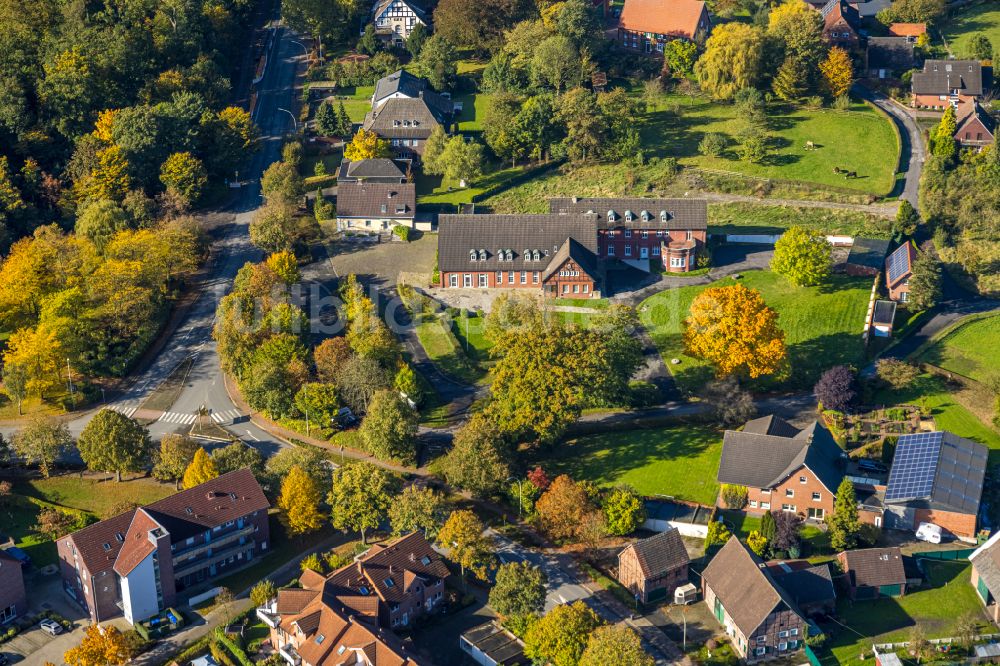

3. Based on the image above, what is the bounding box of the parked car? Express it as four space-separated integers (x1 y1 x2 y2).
916 522 942 544
39 619 63 636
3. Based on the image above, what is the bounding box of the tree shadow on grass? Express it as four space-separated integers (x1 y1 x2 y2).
785 331 868 390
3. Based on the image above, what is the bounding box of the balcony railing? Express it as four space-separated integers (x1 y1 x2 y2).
256 601 280 629
279 644 301 666
172 538 256 579
171 524 256 561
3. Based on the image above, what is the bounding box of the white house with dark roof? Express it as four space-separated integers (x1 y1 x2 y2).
371 0 428 46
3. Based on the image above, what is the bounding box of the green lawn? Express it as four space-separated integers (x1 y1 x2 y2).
942 2 1000 60
415 164 528 205
454 92 493 133
331 85 374 123
639 270 871 394
450 311 493 365
415 316 484 383
647 94 898 194
534 425 724 505
919 314 1000 384
824 561 987 666
708 202 894 238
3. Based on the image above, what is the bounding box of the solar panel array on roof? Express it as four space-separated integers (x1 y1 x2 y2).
887 244 912 284
884 432 943 502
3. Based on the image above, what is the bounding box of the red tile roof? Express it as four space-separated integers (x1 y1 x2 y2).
619 0 708 40
58 510 137 577
889 23 926 37
113 509 162 576
326 532 450 605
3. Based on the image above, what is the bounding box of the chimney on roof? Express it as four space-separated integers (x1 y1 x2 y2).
572 196 579 204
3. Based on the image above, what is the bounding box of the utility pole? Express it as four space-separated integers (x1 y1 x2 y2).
66 357 75 407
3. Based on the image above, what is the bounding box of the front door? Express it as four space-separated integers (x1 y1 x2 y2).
640 246 649 259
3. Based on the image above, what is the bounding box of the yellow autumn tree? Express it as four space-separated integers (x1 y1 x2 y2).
182 447 219 489
159 151 208 205
80 145 131 202
682 283 787 379
819 46 853 98
343 128 391 161
64 624 130 666
92 109 118 143
3 324 64 398
277 464 324 536
265 250 300 286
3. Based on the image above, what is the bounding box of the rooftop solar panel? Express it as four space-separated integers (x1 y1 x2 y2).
884 432 944 503
887 243 912 284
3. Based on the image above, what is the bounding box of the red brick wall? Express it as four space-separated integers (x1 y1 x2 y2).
0 557 26 622
914 508 977 540
544 258 597 297
912 93 977 108
742 466 836 520
440 267 597 297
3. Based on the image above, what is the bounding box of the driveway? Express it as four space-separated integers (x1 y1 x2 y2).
856 85 924 207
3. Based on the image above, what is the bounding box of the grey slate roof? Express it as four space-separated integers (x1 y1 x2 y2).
702 538 805 638
718 418 846 492
884 431 987 515
912 60 988 96
840 547 907 589
742 414 802 438
336 181 415 219
773 564 836 608
621 528 690 579
541 237 603 283
461 623 528 666
437 214 598 273
549 197 708 231
337 159 407 183
971 532 1000 599
373 70 427 106
363 97 449 139
847 237 891 270
867 37 916 71
852 0 890 17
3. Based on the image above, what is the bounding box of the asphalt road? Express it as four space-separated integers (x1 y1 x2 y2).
0 21 303 457
856 85 924 207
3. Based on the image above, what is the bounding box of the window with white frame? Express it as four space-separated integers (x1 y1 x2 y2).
756 648 766 657
509 271 515 283
786 489 794 497
757 637 766 645
749 500 758 508
789 640 799 649
779 642 788 651
624 229 632 238
760 502 770 509
533 272 539 284
520 271 527 284
497 271 503 284
478 274 488 287
799 475 807 484
463 274 472 287
652 246 660 256
790 628 799 636
812 492 821 501
641 230 648 238
782 503 796 511
670 257 686 268
608 246 615 256
624 245 632 256
778 631 788 638
449 274 458 287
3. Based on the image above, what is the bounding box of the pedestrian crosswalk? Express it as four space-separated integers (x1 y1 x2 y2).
159 411 198 425
211 409 243 424
106 403 138 418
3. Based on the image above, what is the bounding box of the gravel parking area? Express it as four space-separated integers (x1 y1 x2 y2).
327 232 437 288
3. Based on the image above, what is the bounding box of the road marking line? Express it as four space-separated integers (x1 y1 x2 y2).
246 430 260 442
212 413 224 424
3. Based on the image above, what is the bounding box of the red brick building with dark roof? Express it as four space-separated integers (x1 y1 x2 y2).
57 469 270 624
0 549 27 625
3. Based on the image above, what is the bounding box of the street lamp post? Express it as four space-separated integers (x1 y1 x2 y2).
277 107 298 132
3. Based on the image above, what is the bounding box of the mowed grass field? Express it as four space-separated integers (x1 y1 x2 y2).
943 2 1000 59
535 425 723 505
920 314 1000 384
639 270 871 393
647 94 899 194
824 561 987 666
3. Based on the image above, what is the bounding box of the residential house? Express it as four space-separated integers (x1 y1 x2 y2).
911 60 989 109
716 415 848 522
460 622 528 666
0 549 27 625
257 532 446 665
366 70 454 160
818 0 860 49
336 181 416 232
767 561 836 617
437 214 603 296
882 431 988 542
885 240 916 303
845 237 891 277
617 0 711 54
57 469 270 624
837 548 908 599
866 37 916 79
549 197 708 272
954 100 996 149
337 159 408 184
702 537 807 662
372 0 428 46
889 23 927 41
617 528 691 604
970 531 1000 623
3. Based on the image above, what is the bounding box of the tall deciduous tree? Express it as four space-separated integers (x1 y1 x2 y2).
359 389 418 464
278 464 325 536
683 284 787 379
524 601 601 666
160 151 208 206
388 485 443 538
768 0 825 73
771 225 832 286
536 475 594 541
153 434 200 489
814 365 856 411
695 23 767 100
182 448 219 489
344 128 391 161
819 47 853 98
211 442 265 477
64 624 130 666
437 509 491 581
602 486 645 536
13 415 72 477
932 106 957 160
908 252 942 310
579 626 654 666
442 414 512 497
489 561 547 621
829 478 860 550
77 409 151 482
329 461 398 543
415 35 458 91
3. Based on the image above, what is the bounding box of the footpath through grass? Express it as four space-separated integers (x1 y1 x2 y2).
919 314 1000 384
823 561 985 666
639 270 871 394
535 424 723 505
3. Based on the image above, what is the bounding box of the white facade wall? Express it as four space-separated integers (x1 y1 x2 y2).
121 553 159 624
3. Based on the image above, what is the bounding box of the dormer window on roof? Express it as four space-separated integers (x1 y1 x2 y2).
421 555 431 565
607 210 615 221
478 249 487 261
359 585 370 595
506 249 513 261
385 577 395 587
524 248 530 260
660 210 668 221
469 249 477 261
624 210 634 222
532 249 540 261
641 210 651 222
103 543 111 551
